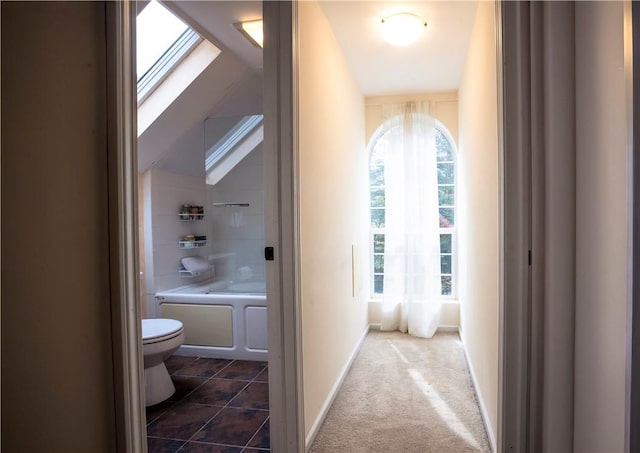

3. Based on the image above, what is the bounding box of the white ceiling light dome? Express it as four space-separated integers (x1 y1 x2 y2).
380 12 427 47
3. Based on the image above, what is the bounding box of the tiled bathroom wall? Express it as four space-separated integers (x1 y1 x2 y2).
207 145 265 285
142 144 264 315
144 167 207 316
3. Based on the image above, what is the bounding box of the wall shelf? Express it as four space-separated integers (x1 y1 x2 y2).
179 240 207 249
178 213 205 221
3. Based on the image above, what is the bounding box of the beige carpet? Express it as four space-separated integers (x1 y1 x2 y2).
309 330 491 453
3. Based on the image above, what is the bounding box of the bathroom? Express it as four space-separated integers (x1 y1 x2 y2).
140 113 267 362
135 1 271 448
137 0 267 358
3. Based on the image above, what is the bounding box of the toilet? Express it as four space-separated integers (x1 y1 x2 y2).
142 318 185 406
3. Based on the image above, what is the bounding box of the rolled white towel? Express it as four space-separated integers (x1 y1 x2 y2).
181 256 209 273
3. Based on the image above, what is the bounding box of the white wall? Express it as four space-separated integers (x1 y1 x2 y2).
298 0 370 441
144 167 207 315
365 92 459 144
457 1 499 445
574 2 630 450
207 145 265 284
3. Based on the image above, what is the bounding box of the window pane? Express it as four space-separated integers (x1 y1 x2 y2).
373 234 385 253
440 255 452 274
371 209 385 227
137 0 189 80
436 130 454 162
370 157 385 186
438 186 455 206
440 234 452 254
437 163 455 184
374 254 384 273
370 187 385 208
374 275 384 294
370 168 384 186
441 276 452 296
439 208 455 227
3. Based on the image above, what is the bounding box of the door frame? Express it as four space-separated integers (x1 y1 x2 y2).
491 1 582 451
263 1 306 451
106 1 305 451
106 1 146 451
628 0 638 450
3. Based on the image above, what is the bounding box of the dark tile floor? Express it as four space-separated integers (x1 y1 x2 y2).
146 356 270 453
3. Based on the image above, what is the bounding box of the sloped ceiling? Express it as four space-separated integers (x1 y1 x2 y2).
137 1 263 174
137 53 260 173
151 74 262 177
168 1 263 72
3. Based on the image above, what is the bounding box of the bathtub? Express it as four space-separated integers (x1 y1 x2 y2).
155 283 267 361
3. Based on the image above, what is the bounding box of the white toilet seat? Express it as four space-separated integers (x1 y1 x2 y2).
142 318 183 345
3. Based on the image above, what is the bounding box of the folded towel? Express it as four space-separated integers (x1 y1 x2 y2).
181 256 209 273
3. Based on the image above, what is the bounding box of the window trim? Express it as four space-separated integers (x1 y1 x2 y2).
137 27 203 104
205 115 264 171
367 119 458 300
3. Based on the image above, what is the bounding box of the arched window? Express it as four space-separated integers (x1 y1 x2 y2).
369 121 457 298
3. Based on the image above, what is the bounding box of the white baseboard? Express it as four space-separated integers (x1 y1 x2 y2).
437 325 459 333
459 333 497 453
304 324 370 451
369 324 459 333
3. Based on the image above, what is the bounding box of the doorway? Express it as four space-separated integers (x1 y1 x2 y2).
294 1 502 450
111 1 636 452
111 1 295 450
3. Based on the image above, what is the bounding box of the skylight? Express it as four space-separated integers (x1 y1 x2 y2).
136 0 203 103
205 115 264 186
205 115 264 171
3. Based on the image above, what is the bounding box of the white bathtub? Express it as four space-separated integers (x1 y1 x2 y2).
155 284 267 361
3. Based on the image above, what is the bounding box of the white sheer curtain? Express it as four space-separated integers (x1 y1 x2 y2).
380 102 442 338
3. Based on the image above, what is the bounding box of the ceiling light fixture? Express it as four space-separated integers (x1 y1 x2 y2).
380 13 427 47
235 19 263 48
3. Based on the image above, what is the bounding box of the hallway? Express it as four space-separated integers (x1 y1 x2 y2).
309 331 490 452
